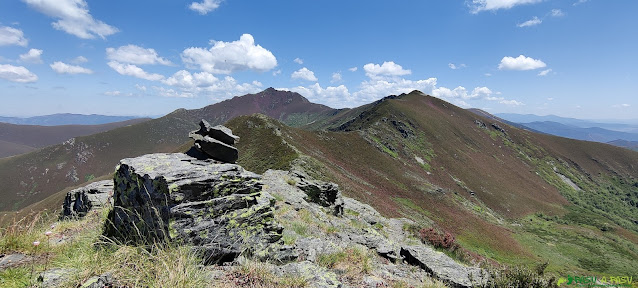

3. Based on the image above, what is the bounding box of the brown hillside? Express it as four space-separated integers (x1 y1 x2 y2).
0 118 150 158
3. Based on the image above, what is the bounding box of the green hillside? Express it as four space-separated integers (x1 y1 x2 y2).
226 91 638 276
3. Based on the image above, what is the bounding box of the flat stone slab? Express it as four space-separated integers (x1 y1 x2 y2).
401 246 487 287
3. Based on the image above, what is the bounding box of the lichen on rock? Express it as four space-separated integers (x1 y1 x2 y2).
103 153 286 264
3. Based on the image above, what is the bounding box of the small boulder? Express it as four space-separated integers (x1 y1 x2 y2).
188 119 239 163
293 171 344 216
400 246 487 288
62 180 113 218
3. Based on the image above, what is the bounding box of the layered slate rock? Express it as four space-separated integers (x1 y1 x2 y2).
104 153 283 264
62 180 113 218
188 119 239 163
401 246 487 287
292 171 344 216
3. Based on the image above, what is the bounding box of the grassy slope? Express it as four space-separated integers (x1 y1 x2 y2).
227 91 638 276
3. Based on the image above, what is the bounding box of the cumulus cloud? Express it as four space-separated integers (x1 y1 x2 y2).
550 9 564 17
153 86 193 98
470 0 543 13
163 70 218 88
159 73 263 99
331 72 342 83
135 84 147 91
348 67 358 72
189 0 222 15
285 83 353 108
0 26 28 46
291 67 318 82
0 64 38 83
498 55 546 70
106 45 172 65
363 61 411 79
71 56 88 64
537 68 552 76
22 0 118 39
107 61 164 81
517 16 542 27
432 86 494 100
353 78 437 104
50 61 93 74
272 69 282 76
294 58 303 64
182 34 277 74
19 49 43 64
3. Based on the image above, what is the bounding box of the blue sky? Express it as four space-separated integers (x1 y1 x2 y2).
0 0 636 119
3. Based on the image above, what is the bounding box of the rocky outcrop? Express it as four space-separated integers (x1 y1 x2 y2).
62 180 113 218
291 171 344 216
187 119 239 163
260 169 487 288
104 153 284 264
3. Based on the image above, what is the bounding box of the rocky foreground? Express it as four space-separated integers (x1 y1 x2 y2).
51 155 488 287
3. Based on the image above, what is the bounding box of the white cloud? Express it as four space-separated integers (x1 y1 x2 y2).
294 58 303 64
517 16 542 27
19 49 43 64
50 61 93 74
432 86 494 100
485 73 492 77
331 72 342 83
106 45 172 66
157 74 263 99
285 83 353 108
499 99 524 106
22 0 118 39
291 67 318 82
0 64 38 83
104 90 121 96
189 0 222 15
153 86 193 98
272 69 282 76
537 68 552 76
363 61 411 79
348 67 358 72
573 0 588 6
71 56 88 64
550 9 564 17
353 78 437 104
498 55 547 70
448 63 467 70
135 84 147 91
107 61 164 81
0 26 28 46
612 103 631 108
470 0 543 13
163 70 219 88
182 34 277 74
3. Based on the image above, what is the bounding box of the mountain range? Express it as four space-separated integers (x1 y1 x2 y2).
1 88 637 276
0 113 144 126
0 119 150 158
